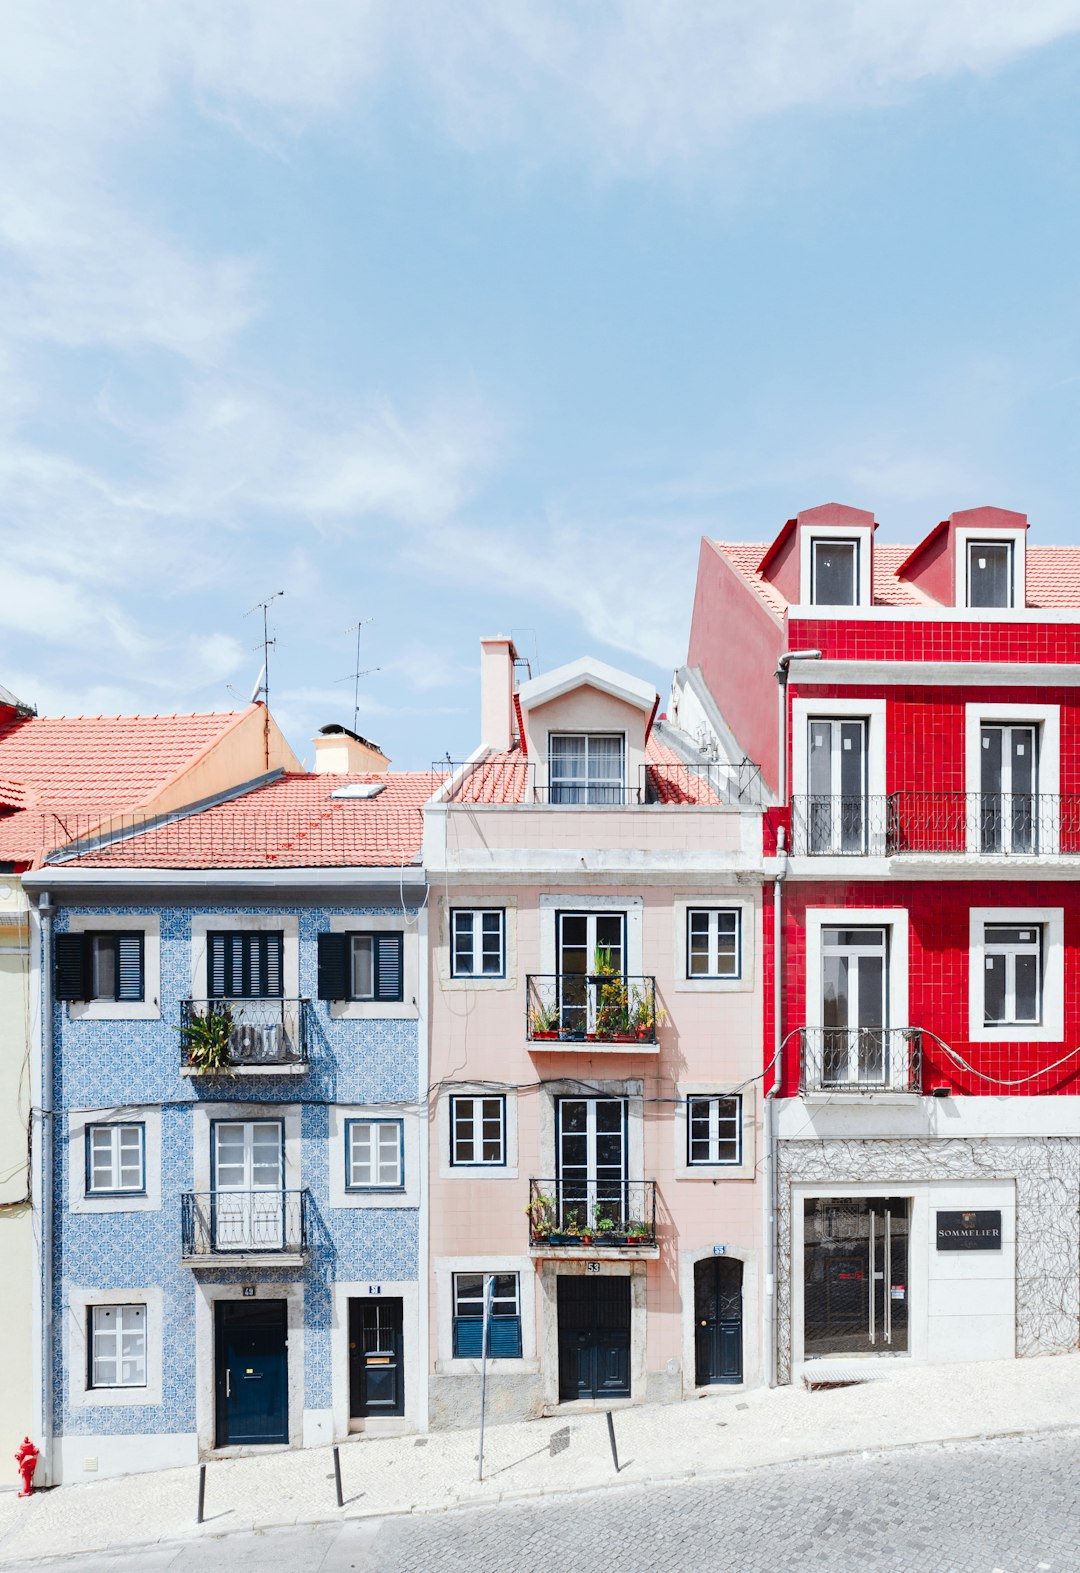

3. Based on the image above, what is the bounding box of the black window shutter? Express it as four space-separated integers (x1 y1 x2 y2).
264 932 283 997
55 934 89 1001
374 934 404 1002
208 933 227 998
317 933 349 1001
116 933 144 1002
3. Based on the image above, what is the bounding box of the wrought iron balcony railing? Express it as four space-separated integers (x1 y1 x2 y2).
790 795 891 856
886 792 1075 856
179 998 310 1070
527 1178 658 1247
800 1027 923 1095
526 974 658 1046
181 1189 307 1260
432 759 763 807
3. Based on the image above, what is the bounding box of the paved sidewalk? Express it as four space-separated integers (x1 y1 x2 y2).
2 1353 1079 1566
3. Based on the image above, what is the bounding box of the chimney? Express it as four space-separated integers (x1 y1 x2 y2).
312 724 390 774
480 636 518 752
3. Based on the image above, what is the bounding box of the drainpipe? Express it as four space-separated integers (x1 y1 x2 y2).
37 890 55 1482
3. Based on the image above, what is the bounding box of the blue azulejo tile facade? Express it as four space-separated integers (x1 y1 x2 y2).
49 889 426 1480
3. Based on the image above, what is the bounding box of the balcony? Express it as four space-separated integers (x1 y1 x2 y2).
180 999 310 1074
434 759 764 807
527 1178 658 1257
790 795 890 856
800 1027 923 1097
791 793 1080 858
526 975 659 1051
181 1189 307 1267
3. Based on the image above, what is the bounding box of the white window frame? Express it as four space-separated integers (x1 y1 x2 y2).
65 1286 163 1409
86 1122 145 1196
68 1106 162 1215
792 699 887 857
686 1093 743 1167
65 913 160 1022
449 1094 506 1167
547 732 627 803
954 525 1025 611
964 702 1059 855
345 1117 404 1192
810 538 859 608
434 1254 538 1374
328 1105 420 1209
982 924 1042 1027
686 907 742 980
968 906 1064 1044
805 906 909 1036
438 1085 519 1180
673 1082 757 1181
450 908 506 979
88 1302 147 1390
451 1271 523 1360
539 894 643 977
672 894 755 993
324 912 418 1020
799 523 873 609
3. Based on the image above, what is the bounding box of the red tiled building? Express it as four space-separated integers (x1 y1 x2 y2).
683 502 1080 1385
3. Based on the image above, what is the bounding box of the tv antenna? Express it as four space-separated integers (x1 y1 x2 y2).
245 590 285 706
335 619 380 734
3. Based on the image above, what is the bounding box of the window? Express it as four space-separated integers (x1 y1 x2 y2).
811 540 858 606
86 1124 145 1195
346 1119 403 1190
316 932 403 1002
687 1096 742 1165
983 924 1042 1026
548 734 625 805
806 718 868 853
980 723 1038 854
88 1304 146 1388
450 1096 506 1166
967 541 1013 608
687 909 741 979
451 910 505 978
55 932 144 1002
208 931 283 999
452 1272 522 1358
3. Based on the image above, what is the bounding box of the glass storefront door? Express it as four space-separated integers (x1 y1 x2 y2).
803 1196 909 1358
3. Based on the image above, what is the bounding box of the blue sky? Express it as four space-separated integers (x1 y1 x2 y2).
3 3 1080 767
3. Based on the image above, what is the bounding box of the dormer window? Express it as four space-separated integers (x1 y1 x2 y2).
549 734 625 804
811 540 858 606
966 541 1013 608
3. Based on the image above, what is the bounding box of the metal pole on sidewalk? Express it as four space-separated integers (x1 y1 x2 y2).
196 1463 206 1524
333 1445 344 1508
477 1274 495 1482
606 1411 620 1473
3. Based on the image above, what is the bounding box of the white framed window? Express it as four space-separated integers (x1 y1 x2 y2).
687 1095 742 1165
969 907 1063 1042
86 1123 145 1195
792 700 886 857
452 1272 522 1358
450 1095 506 1166
982 924 1041 1026
63 914 161 1022
966 540 1014 609
88 1304 146 1389
687 908 741 979
810 539 858 606
451 910 505 978
964 703 1059 856
345 1118 403 1191
548 734 626 804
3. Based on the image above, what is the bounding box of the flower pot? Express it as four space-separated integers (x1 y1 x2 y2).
532 1030 559 1040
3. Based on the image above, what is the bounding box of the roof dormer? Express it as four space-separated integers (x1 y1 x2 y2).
896 506 1028 609
758 503 877 610
516 658 658 805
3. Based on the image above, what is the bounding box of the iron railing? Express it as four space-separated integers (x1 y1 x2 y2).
180 999 310 1069
432 759 763 807
801 1027 923 1095
526 974 658 1045
527 1178 658 1246
790 795 891 856
790 793 1080 857
181 1189 307 1259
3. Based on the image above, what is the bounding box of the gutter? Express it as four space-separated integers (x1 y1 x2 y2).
763 826 785 1390
22 866 427 894
36 890 55 1481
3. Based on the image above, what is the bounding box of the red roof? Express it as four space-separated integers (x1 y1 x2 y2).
444 737 724 806
52 772 435 869
0 709 254 864
716 540 1080 614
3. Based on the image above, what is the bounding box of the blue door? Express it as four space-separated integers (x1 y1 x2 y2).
215 1300 288 1446
557 1275 631 1400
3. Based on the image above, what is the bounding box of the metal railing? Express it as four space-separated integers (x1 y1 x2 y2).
527 1178 658 1246
433 759 763 807
526 974 658 1045
645 760 766 806
790 795 891 856
181 1189 307 1258
180 999 310 1069
790 793 1080 857
800 1027 923 1095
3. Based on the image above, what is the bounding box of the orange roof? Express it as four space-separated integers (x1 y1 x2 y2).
51 772 435 869
443 736 727 806
715 540 1080 613
0 709 253 864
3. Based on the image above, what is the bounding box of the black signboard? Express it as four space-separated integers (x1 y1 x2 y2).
935 1210 1002 1251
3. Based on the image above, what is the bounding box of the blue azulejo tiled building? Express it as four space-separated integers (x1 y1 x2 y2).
30 759 432 1482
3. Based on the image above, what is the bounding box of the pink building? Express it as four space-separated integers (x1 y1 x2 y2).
423 641 767 1426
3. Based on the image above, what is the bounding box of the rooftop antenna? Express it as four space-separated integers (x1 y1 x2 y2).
245 589 284 768
335 619 380 734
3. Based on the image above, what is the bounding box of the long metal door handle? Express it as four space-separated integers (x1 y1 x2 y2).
884 1213 893 1344
226 1370 231 1398
868 1211 876 1344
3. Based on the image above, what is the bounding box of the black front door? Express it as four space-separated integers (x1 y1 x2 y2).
557 1275 631 1401
215 1300 288 1446
349 1298 405 1417
694 1257 743 1386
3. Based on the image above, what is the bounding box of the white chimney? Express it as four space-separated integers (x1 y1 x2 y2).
312 725 390 774
479 636 517 752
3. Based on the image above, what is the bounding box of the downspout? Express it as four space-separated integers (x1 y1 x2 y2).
37 889 55 1481
764 826 785 1389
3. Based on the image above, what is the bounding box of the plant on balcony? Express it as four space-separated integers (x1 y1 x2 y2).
596 977 634 1040
525 1192 557 1240
589 946 619 980
625 1219 651 1245
180 1004 237 1075
529 1001 561 1040
630 989 666 1040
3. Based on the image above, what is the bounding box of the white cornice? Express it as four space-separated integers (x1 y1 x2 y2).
788 659 1080 687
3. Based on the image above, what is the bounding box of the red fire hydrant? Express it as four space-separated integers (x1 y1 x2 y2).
15 1438 39 1497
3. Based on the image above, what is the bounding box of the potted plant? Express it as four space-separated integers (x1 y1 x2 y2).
525 1192 557 1240
625 1219 650 1245
180 1004 237 1075
530 1001 561 1040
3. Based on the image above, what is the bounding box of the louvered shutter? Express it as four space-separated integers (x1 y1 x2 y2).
317 934 349 1001
453 1318 483 1358
208 933 227 998
263 932 283 997
55 933 89 1001
488 1317 522 1358
116 933 144 1002
374 934 404 1002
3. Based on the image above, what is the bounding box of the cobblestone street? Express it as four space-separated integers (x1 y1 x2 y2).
7 1430 1080 1573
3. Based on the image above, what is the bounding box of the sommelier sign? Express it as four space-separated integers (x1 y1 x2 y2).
935 1210 1002 1251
